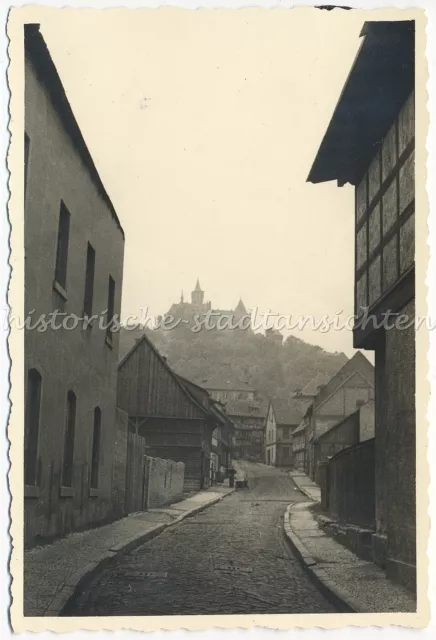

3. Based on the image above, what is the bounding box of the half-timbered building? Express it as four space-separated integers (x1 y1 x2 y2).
308 20 416 590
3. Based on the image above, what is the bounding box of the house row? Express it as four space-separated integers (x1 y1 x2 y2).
23 24 234 547
197 373 267 461
307 20 416 591
292 352 375 479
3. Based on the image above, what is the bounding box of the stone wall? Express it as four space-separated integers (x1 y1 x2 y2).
145 457 185 509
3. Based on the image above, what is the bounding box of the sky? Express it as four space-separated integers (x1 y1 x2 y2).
36 7 377 356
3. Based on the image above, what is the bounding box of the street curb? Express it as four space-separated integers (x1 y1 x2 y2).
288 473 320 503
283 504 363 613
46 488 234 617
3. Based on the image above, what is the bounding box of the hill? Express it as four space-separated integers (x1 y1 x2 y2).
118 324 348 404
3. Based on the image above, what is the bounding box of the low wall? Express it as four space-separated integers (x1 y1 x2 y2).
328 438 375 529
145 456 185 509
112 408 129 518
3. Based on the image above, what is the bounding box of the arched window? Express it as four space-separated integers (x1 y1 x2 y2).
62 391 76 488
90 407 101 489
25 368 42 486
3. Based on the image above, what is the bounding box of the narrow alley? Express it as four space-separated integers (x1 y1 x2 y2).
65 462 336 616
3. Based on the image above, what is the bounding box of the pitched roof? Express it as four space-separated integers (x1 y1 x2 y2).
313 351 374 411
292 421 307 436
118 335 211 419
234 299 248 314
194 278 203 292
307 20 414 186
197 372 256 392
271 400 302 426
25 24 124 237
298 372 332 397
225 398 268 419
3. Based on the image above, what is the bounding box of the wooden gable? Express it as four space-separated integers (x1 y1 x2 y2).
117 336 205 420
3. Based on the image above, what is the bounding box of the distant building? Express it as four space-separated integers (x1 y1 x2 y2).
313 399 375 482
292 408 311 473
293 372 332 414
265 400 302 467
308 21 415 589
306 352 375 479
176 375 234 479
166 279 251 331
117 335 223 491
24 25 125 546
199 372 266 461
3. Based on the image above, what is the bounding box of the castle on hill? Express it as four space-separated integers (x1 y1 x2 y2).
166 279 252 331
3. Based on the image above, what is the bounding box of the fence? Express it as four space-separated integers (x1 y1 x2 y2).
314 410 360 485
124 427 185 514
327 438 375 529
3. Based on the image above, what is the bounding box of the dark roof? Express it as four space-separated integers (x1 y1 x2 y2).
297 372 332 397
197 372 255 392
313 352 374 411
174 374 232 426
307 20 415 186
292 421 307 436
272 400 302 427
225 399 268 419
25 24 124 237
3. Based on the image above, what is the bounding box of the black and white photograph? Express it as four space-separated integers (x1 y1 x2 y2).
4 3 430 631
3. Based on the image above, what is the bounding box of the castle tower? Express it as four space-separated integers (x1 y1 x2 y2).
234 298 248 318
191 278 204 305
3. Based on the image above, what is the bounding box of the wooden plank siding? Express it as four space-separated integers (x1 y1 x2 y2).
117 337 205 420
117 336 215 492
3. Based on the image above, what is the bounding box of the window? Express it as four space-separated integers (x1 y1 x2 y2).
283 427 290 439
24 133 30 199
83 243 96 318
106 276 115 343
90 407 101 489
55 202 70 290
24 369 41 486
62 391 76 488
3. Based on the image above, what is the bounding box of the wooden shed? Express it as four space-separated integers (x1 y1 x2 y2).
117 334 219 492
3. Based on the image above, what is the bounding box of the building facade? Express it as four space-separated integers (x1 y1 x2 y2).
308 21 416 589
292 408 311 473
265 401 301 467
306 352 374 479
199 373 266 461
314 398 375 484
24 25 125 546
117 336 220 491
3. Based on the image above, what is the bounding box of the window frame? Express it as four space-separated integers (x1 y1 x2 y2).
24 367 42 491
83 242 96 320
54 201 71 296
61 390 77 492
90 407 102 491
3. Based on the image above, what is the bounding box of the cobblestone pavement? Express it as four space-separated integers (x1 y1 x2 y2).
66 462 336 616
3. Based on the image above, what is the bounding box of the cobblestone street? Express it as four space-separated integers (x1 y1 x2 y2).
66 462 336 616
